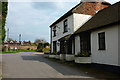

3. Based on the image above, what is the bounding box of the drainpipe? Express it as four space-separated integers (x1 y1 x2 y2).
50 28 52 54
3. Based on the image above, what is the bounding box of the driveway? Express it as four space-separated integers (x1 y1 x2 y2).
2 52 120 79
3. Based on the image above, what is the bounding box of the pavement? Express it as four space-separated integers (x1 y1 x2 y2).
1 52 120 80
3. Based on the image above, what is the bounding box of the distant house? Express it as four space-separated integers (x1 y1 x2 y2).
3 41 37 51
3 41 20 50
21 41 31 46
50 1 110 54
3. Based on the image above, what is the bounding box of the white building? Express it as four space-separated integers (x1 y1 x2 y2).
50 1 110 55
73 1 120 66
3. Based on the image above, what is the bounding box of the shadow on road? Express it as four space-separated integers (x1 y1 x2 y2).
21 54 86 76
21 54 120 80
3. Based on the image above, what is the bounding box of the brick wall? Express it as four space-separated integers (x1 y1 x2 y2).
5 45 37 50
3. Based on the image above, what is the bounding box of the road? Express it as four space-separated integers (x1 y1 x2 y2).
2 52 120 79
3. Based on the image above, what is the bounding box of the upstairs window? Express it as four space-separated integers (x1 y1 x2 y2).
63 19 68 33
98 32 106 50
53 26 56 37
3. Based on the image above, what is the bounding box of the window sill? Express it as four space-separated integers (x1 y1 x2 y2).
63 31 68 33
98 49 106 50
53 36 56 37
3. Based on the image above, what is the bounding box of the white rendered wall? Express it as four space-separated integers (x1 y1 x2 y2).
52 15 74 42
72 39 74 54
91 24 119 66
51 13 92 53
73 13 92 32
51 15 74 53
52 13 92 42
75 35 80 55
118 23 120 66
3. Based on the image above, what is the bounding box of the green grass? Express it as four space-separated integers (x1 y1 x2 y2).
2 50 37 54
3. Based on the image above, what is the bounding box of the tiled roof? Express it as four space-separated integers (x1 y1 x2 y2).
74 1 120 34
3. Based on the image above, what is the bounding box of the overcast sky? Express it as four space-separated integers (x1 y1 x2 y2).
6 0 119 42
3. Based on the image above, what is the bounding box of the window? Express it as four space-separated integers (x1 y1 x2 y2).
80 33 91 53
53 26 56 37
98 32 106 50
63 19 68 33
53 41 57 52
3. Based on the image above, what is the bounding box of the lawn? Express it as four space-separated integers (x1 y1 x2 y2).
2 50 37 54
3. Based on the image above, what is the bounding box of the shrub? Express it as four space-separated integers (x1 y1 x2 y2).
43 48 50 52
36 49 43 52
75 51 91 57
50 52 57 55
27 48 30 50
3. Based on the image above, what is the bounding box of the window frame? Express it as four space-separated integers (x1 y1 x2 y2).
53 26 56 37
63 19 68 33
98 32 106 50
53 41 57 53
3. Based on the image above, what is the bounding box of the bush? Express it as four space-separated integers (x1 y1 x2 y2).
36 49 43 52
43 48 50 54
43 48 50 52
75 51 91 57
37 43 44 52
27 48 30 50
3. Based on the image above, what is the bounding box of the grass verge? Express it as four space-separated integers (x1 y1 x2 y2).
2 50 37 54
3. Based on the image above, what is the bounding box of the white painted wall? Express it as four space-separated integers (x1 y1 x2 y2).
73 13 92 32
57 41 60 52
72 39 74 54
52 15 74 42
51 13 92 53
118 23 120 66
51 15 74 53
75 35 80 55
91 24 119 66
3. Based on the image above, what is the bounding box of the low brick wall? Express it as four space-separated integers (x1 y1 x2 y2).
3 45 37 50
19 45 37 50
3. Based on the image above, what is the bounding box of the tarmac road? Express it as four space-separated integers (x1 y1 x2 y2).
2 52 120 80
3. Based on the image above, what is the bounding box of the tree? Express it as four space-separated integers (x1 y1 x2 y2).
37 43 44 52
1 2 8 42
34 39 50 52
44 42 49 48
34 39 46 45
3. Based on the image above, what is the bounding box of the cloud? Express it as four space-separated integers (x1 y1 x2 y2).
32 2 58 11
7 0 119 42
6 2 56 42
32 2 78 11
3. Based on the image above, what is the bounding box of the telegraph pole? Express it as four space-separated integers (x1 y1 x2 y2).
7 28 9 51
19 34 21 45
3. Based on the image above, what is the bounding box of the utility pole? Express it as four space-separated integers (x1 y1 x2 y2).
7 28 9 51
19 34 21 45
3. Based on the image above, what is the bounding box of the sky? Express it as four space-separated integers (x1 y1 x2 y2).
5 0 120 42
